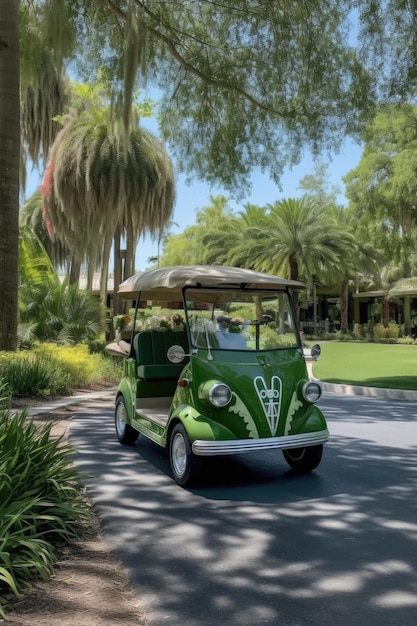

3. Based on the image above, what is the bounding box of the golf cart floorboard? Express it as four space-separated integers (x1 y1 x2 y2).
135 396 172 428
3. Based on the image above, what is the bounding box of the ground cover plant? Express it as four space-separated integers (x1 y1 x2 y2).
313 342 417 390
0 410 90 619
0 343 121 399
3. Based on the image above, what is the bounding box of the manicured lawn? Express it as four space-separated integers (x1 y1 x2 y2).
312 342 417 390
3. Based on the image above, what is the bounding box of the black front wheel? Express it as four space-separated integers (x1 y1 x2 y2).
283 444 323 473
115 396 138 446
169 423 201 486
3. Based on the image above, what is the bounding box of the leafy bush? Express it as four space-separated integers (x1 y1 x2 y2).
87 337 107 354
373 322 400 342
19 279 103 344
0 409 89 618
398 336 417 345
33 343 121 389
0 352 70 397
0 345 121 399
34 343 98 389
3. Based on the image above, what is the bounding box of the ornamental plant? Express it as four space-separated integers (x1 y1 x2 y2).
0 410 89 618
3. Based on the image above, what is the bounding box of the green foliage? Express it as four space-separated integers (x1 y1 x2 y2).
34 343 121 389
344 104 417 281
18 225 58 287
398 336 417 345
0 344 120 399
0 377 10 410
19 280 103 344
0 352 70 398
260 327 297 350
229 305 256 322
64 2 379 191
0 409 89 618
373 322 400 342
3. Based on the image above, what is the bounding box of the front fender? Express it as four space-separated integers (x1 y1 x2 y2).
170 404 236 444
296 404 328 435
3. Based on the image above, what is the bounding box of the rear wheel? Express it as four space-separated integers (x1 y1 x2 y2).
115 396 138 446
283 444 323 473
169 423 200 486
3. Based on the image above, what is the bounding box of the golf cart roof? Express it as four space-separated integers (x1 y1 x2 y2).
118 265 305 301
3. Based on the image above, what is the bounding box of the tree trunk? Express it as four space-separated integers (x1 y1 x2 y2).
288 254 299 313
382 296 390 327
113 227 123 316
0 3 20 351
125 224 136 279
68 257 81 285
340 277 349 334
100 233 113 307
86 261 95 291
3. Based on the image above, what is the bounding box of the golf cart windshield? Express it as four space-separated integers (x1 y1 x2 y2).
185 287 299 351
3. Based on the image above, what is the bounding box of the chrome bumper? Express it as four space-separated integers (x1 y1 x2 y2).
192 429 329 456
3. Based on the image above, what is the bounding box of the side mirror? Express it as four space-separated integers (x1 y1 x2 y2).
167 345 186 363
310 344 321 360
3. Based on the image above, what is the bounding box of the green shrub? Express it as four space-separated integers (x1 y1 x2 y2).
351 324 365 341
332 331 353 341
33 343 121 388
19 280 103 344
0 345 121 400
87 338 106 354
0 352 70 398
374 322 400 342
0 409 89 618
33 343 97 388
398 336 417 345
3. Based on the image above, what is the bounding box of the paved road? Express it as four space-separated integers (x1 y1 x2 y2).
70 393 417 626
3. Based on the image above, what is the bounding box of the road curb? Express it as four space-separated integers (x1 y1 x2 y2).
306 359 416 401
319 381 417 401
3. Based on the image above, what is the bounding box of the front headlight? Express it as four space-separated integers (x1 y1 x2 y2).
209 383 232 407
198 380 232 407
302 381 322 404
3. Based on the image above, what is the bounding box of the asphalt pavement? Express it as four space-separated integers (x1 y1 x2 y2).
19 379 417 625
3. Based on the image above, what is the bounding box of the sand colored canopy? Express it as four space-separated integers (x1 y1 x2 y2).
118 265 305 302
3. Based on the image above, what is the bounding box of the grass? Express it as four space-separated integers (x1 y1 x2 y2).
312 342 417 390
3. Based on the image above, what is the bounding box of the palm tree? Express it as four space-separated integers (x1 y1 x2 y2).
196 195 237 265
227 198 355 324
40 107 175 312
221 203 271 267
1 3 71 351
0 1 20 350
20 191 71 272
229 198 354 284
18 225 58 288
19 280 103 344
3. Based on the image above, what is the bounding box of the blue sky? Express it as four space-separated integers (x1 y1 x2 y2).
25 132 362 272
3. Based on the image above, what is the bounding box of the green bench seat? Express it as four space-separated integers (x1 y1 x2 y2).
133 330 189 380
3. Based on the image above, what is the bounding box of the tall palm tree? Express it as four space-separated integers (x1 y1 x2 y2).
197 195 237 265
0 1 20 350
222 203 271 268
40 107 175 312
227 198 355 323
1 3 70 351
229 198 354 284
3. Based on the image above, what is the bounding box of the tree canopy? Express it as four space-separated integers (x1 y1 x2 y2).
344 103 417 276
4 1 417 349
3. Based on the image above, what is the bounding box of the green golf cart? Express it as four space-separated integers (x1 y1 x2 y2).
106 265 328 486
